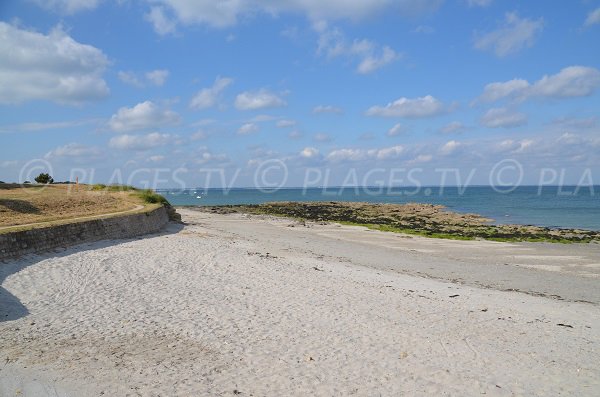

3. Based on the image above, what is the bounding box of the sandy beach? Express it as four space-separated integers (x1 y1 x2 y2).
1 207 599 396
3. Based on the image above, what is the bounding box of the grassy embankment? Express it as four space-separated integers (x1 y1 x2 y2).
0 183 172 234
202 202 600 244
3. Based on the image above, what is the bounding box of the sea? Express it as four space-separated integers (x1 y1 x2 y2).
157 185 600 231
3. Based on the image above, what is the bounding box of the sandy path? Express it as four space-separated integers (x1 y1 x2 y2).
1 209 599 396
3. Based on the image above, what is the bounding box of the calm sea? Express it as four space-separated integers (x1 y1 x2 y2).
158 186 600 231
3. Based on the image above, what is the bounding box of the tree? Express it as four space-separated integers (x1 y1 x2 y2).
34 173 54 184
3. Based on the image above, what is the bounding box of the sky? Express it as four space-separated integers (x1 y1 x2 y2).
0 0 599 189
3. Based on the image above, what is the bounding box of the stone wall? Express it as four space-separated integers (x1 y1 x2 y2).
0 206 170 261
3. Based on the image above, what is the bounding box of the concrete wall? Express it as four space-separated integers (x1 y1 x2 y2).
0 206 169 261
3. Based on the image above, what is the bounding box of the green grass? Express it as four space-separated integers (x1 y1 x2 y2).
91 184 138 192
134 189 170 205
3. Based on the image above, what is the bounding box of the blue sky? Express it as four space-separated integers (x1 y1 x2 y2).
1 0 599 188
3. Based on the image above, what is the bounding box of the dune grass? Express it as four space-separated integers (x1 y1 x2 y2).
0 184 169 232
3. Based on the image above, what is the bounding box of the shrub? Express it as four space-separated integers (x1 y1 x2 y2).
91 184 137 192
34 173 54 184
136 189 169 205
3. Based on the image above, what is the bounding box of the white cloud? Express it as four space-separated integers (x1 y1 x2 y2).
327 148 373 162
366 95 446 118
529 66 600 98
148 155 165 163
30 0 100 14
314 133 332 142
474 12 543 57
118 69 170 88
497 139 534 154
313 105 343 114
288 130 303 139
316 25 400 74
300 147 319 158
584 8 600 27
238 123 259 135
118 71 143 88
376 145 404 160
196 148 229 165
467 0 492 7
108 101 180 132
356 46 398 74
145 6 177 35
480 107 527 128
326 144 404 162
191 130 207 140
147 0 443 29
0 119 98 133
145 69 169 86
477 79 530 103
0 22 109 105
387 123 405 136
190 76 233 110
1 160 18 168
440 121 466 134
44 143 102 159
276 119 296 128
439 140 462 155
234 89 286 110
476 66 600 103
408 154 432 164
109 132 172 150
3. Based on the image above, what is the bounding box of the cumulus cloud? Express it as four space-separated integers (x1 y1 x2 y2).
108 101 180 132
238 123 259 135
118 69 170 88
480 107 527 128
276 119 296 128
234 89 286 110
439 140 462 155
146 0 443 30
190 76 233 110
145 6 177 35
440 121 466 134
366 95 446 118
145 70 169 86
326 145 404 162
300 147 319 158
476 79 530 103
584 8 600 27
529 66 600 98
288 130 303 139
0 119 98 134
387 123 406 136
0 22 109 105
496 139 534 154
315 24 400 74
474 12 543 57
30 0 100 14
109 132 172 150
313 105 343 114
44 142 102 159
314 133 332 142
476 66 600 103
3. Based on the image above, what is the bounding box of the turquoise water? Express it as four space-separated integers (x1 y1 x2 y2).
159 186 600 231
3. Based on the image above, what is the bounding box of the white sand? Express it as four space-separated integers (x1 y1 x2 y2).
1 208 599 396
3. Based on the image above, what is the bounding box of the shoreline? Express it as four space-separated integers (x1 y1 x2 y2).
1 208 599 395
192 201 600 243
